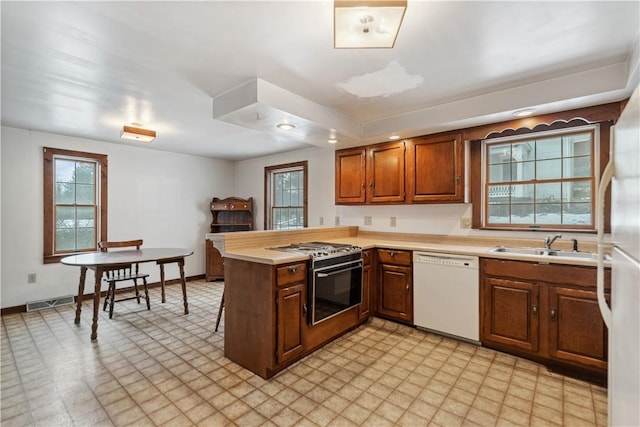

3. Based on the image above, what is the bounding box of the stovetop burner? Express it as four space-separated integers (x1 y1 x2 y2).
269 241 361 260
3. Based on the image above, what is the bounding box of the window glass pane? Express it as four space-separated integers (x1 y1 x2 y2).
536 159 561 180
76 207 95 228
56 206 75 228
487 204 510 224
55 159 75 183
489 164 510 183
290 172 298 189
76 227 95 250
535 182 561 204
488 144 512 164
56 183 75 204
563 180 592 203
564 134 591 156
74 162 95 184
488 185 512 204
536 203 561 224
536 137 561 160
511 142 535 161
511 161 534 182
76 184 95 205
563 156 591 178
511 183 534 202
56 228 76 251
563 203 591 225
511 204 534 223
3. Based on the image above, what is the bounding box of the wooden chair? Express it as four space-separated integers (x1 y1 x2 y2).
99 239 150 319
215 290 224 332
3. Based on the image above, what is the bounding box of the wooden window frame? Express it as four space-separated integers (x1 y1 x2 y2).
481 125 598 231
466 104 618 233
264 161 308 230
43 147 108 264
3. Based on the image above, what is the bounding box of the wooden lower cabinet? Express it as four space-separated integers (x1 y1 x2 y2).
276 283 305 365
224 258 363 379
376 249 413 324
205 239 224 281
547 286 608 370
480 258 610 383
482 277 540 353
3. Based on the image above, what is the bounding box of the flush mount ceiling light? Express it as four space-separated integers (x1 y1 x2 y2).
334 0 407 49
389 134 400 140
120 125 156 143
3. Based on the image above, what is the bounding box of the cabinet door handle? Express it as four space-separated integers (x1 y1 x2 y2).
456 176 460 184
550 308 557 320
405 283 410 292
532 304 538 317
288 265 297 274
389 251 396 257
362 182 365 189
303 304 307 316
369 180 373 188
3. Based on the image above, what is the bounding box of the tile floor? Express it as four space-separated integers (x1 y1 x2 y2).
1 279 607 426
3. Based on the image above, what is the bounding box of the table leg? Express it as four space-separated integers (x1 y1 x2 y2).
179 258 188 315
91 267 103 340
160 263 166 303
74 266 88 324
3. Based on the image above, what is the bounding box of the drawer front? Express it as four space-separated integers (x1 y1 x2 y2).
229 203 251 211
211 203 229 211
377 249 411 266
276 262 307 286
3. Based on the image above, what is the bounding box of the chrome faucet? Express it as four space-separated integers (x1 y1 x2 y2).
544 234 562 250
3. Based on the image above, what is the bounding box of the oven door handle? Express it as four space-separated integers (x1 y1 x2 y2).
316 265 361 278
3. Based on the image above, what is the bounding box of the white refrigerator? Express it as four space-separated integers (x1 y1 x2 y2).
597 83 640 426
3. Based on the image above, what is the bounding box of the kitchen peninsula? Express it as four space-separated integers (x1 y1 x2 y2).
213 227 610 383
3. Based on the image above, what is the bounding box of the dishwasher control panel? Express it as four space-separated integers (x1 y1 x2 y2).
414 252 478 268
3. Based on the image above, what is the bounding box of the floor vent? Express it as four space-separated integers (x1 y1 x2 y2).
26 296 75 312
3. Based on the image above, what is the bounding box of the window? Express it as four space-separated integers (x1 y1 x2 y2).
43 147 108 263
482 125 597 230
264 161 307 230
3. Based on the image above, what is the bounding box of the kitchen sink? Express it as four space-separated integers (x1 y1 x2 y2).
489 246 611 260
489 247 549 256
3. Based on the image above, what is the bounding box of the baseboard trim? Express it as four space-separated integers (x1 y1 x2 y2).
1 274 205 316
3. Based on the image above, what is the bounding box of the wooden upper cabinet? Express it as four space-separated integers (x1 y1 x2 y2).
366 141 406 204
335 147 366 204
406 132 464 203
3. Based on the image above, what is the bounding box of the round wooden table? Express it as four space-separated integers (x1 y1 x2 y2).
62 248 194 340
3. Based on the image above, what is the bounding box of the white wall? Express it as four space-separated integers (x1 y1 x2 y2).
1 126 235 308
234 146 337 230
235 144 600 243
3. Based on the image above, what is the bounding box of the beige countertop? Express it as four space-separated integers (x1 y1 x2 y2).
221 232 611 268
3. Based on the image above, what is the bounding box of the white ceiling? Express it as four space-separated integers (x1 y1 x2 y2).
1 1 639 161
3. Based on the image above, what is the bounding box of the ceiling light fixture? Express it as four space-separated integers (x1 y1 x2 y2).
120 125 156 143
389 134 400 140
328 138 338 144
276 123 295 130
334 0 407 49
513 109 535 117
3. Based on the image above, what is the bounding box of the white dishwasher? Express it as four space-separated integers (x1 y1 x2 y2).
413 252 480 343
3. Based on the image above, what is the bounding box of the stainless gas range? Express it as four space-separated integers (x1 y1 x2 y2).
269 242 363 325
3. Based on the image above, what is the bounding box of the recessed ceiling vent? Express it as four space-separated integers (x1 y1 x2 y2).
212 78 363 147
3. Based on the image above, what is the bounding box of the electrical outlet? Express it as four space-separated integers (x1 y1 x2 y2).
364 216 372 226
27 273 37 284
460 217 472 228
319 216 324 226
335 216 340 226
390 217 397 227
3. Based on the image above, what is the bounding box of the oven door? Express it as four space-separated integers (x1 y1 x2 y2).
311 259 363 325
